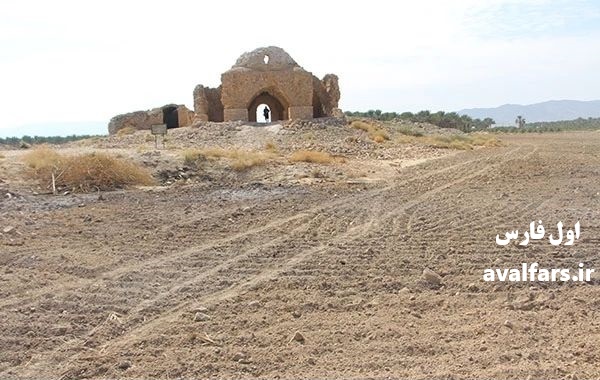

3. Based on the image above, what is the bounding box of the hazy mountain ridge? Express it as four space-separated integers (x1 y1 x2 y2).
459 100 600 126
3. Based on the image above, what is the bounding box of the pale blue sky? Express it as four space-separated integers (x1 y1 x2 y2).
1 0 599 137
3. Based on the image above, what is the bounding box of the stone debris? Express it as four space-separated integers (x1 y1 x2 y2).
232 352 249 363
194 312 211 322
398 287 411 295
117 361 131 370
290 331 305 343
422 268 443 285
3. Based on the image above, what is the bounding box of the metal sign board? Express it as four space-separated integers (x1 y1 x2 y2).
151 124 167 135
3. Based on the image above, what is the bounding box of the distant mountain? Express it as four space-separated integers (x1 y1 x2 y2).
0 121 107 138
459 100 600 126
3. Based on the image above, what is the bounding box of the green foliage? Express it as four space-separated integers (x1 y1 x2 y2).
494 117 600 133
0 134 104 146
345 110 495 132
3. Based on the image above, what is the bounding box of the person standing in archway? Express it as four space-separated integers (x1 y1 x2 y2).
263 106 270 122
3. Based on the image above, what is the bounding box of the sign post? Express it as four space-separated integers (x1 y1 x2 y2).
151 124 167 149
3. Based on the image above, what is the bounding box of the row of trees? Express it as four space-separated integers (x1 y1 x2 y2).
344 110 495 132
0 134 103 146
497 117 600 133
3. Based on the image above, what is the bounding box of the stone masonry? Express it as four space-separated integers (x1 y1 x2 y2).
108 46 340 134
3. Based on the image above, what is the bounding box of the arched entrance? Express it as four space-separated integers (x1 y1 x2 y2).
256 104 272 123
162 105 179 129
248 92 288 123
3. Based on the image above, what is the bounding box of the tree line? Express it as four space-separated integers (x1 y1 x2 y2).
344 110 495 132
0 134 104 146
494 117 600 133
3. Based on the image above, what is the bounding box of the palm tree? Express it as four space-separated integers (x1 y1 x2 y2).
515 115 526 128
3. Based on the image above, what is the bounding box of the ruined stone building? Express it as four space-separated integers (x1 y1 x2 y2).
108 46 341 134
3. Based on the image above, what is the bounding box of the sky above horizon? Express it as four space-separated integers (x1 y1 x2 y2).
1 0 600 136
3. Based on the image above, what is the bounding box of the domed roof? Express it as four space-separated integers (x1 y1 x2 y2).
230 46 303 71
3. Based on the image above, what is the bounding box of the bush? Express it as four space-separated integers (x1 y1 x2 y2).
350 120 372 132
470 133 504 147
0 135 105 147
350 121 389 143
116 126 137 136
289 150 335 164
183 147 274 171
23 147 154 192
264 140 278 152
396 133 503 150
346 110 495 131
183 149 207 166
396 125 424 137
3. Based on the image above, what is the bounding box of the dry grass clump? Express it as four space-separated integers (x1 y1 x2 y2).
396 125 424 137
470 133 504 147
23 146 154 192
350 121 390 143
351 120 372 132
183 149 207 166
116 126 137 136
423 135 474 150
264 140 278 152
289 150 335 164
183 147 274 171
397 133 504 150
22 146 63 168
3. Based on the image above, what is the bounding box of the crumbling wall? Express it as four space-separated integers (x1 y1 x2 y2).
312 74 341 118
193 85 224 122
219 46 315 122
108 46 341 130
108 104 192 135
193 85 210 121
206 87 224 122
221 69 313 121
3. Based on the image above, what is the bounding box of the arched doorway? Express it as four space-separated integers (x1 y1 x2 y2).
256 104 272 123
248 92 288 123
162 105 179 129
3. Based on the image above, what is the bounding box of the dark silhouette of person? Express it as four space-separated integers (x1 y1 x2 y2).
263 106 270 122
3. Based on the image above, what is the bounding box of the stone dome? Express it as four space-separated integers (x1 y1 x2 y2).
231 46 303 71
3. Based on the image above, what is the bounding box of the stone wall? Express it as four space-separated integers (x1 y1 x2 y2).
193 85 224 122
220 69 313 115
108 104 192 135
312 74 341 118
108 46 341 132
218 46 318 122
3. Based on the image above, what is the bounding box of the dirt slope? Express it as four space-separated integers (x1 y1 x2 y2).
1 132 599 379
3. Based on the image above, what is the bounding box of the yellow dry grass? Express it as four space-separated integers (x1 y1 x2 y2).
116 126 137 136
264 140 278 152
289 150 335 164
183 147 275 171
396 133 503 150
22 146 154 192
350 121 389 143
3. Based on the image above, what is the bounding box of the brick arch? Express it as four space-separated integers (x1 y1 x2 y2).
247 90 289 122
